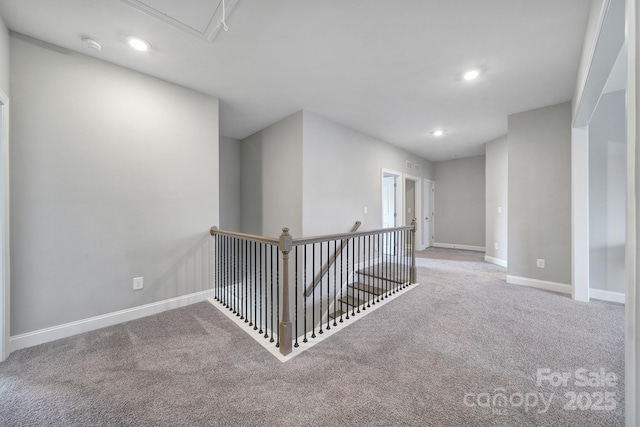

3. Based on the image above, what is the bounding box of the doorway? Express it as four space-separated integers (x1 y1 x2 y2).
381 169 402 255
404 174 422 250
382 173 397 228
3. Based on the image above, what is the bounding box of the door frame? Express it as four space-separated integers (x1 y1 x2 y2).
403 173 422 250
423 179 435 249
0 89 9 362
572 0 636 420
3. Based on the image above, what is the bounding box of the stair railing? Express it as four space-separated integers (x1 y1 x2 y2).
210 219 416 356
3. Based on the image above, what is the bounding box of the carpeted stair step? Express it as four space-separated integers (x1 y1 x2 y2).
357 263 408 284
338 295 370 308
349 282 386 296
328 309 345 320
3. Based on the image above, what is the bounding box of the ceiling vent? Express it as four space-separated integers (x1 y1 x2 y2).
120 0 238 43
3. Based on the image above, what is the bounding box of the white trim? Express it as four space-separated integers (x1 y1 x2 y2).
433 242 485 252
589 288 626 304
626 0 638 424
506 275 572 295
484 255 507 268
10 289 214 352
0 89 8 362
571 126 590 302
209 282 420 363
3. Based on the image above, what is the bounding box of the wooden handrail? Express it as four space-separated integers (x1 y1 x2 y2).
210 226 279 246
303 221 361 297
292 223 414 246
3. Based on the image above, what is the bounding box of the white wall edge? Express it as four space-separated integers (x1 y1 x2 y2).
589 288 626 304
506 275 572 295
571 127 590 302
484 255 507 268
0 89 8 362
433 242 485 252
10 289 214 353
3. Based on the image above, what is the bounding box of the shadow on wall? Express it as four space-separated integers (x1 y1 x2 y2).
149 234 212 301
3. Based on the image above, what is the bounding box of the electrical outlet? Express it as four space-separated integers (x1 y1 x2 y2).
133 277 144 290
536 259 545 269
364 207 368 214
494 243 499 250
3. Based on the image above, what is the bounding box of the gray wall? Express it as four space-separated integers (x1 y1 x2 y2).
219 136 241 232
240 111 303 237
302 111 434 236
10 34 219 335
0 15 8 95
508 102 571 284
240 133 262 236
433 155 486 248
589 90 626 293
485 136 508 262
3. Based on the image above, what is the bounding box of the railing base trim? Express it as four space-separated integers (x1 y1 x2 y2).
207 281 421 363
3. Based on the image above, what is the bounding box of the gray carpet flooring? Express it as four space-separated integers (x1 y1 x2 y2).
0 248 624 426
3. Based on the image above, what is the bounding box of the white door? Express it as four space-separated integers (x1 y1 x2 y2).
382 174 397 255
424 180 434 248
382 175 396 228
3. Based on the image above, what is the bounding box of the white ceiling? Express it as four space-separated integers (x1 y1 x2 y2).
0 0 592 161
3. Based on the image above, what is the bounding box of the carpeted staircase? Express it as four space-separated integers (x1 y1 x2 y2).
329 262 409 320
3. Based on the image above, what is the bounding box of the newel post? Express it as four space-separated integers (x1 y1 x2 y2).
278 228 293 356
410 218 417 284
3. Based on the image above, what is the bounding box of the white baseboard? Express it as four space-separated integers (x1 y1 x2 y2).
589 288 625 304
484 255 507 267
10 289 214 353
506 275 571 295
433 242 485 252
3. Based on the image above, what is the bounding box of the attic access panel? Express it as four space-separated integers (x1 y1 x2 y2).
121 0 238 42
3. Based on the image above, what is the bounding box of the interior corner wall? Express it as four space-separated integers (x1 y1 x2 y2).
301 111 434 236
219 136 241 232
9 34 219 335
508 102 572 285
0 15 9 94
589 89 626 293
239 133 263 236
433 155 486 248
485 136 508 263
240 112 303 238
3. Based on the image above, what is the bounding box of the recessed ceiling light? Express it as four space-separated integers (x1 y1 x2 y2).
463 69 480 81
433 130 445 137
127 37 150 52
